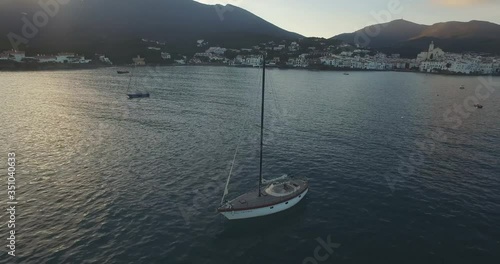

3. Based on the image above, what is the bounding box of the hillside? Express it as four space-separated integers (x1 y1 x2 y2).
331 19 500 56
0 0 302 62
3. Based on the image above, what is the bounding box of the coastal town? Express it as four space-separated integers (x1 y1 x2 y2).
1 39 500 75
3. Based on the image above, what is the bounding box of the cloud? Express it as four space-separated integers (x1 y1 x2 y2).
432 0 496 6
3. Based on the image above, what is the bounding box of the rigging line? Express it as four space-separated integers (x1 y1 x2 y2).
220 67 263 204
221 141 241 205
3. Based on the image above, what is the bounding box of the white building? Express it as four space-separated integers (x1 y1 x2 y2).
231 55 245 65
194 52 226 62
289 42 300 52
56 53 75 63
447 61 471 74
210 56 226 62
374 53 387 59
133 55 146 66
0 52 9 60
70 55 91 64
365 61 387 70
352 60 364 69
292 54 309 67
320 56 339 67
195 52 211 58
97 54 112 65
273 44 286 51
3 50 26 62
494 62 500 74
206 47 227 55
420 61 446 72
161 52 171 60
244 56 263 66
54 53 90 64
478 63 493 75
340 51 353 57
230 55 262 66
197 39 207 47
35 55 57 63
417 41 445 62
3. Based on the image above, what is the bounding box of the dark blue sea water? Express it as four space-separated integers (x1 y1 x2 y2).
1 67 499 264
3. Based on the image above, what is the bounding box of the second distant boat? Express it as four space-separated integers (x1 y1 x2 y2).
117 70 130 74
127 92 150 99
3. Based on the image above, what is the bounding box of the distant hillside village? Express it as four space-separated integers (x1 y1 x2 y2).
1 51 89 64
186 39 500 75
0 50 113 67
415 42 500 75
2 38 500 75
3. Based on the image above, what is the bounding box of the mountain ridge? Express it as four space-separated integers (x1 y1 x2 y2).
0 0 303 61
331 19 500 56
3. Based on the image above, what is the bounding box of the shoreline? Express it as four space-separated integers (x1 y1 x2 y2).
0 63 498 77
0 62 111 72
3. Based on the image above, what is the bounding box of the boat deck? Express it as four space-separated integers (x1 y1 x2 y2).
219 180 308 212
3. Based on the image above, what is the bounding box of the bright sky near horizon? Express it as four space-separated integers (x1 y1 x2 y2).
195 0 500 37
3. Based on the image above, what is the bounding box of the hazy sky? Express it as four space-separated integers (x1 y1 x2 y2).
195 0 500 37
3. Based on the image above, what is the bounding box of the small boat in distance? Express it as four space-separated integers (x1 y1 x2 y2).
344 72 350 75
117 70 130 74
125 65 150 99
266 62 278 68
127 92 150 99
474 104 484 109
460 85 465 89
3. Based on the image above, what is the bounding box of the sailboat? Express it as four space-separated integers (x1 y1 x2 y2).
126 65 150 99
218 56 309 220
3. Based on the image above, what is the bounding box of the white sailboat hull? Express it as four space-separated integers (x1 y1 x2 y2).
220 188 308 220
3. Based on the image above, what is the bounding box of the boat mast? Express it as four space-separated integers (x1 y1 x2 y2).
259 55 266 197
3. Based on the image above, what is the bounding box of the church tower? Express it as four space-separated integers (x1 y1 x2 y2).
427 41 435 60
